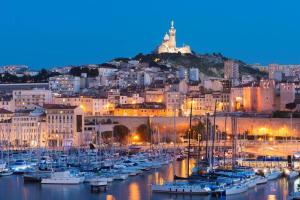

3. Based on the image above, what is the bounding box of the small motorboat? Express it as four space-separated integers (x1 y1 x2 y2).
41 171 84 184
11 160 32 174
255 176 268 185
151 182 211 195
114 173 128 180
0 170 13 177
284 169 299 179
265 169 282 181
225 184 248 195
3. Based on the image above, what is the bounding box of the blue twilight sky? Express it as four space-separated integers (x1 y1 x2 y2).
1 0 300 69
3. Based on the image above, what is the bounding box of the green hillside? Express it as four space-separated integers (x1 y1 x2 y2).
132 52 267 78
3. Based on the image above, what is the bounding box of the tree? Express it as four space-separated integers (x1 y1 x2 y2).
137 118 152 142
101 131 113 144
88 68 99 77
137 124 150 142
113 125 130 144
286 102 296 110
0 73 19 83
184 120 205 140
69 67 82 77
33 68 49 82
69 66 99 77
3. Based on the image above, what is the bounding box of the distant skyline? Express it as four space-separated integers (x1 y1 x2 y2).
1 0 300 69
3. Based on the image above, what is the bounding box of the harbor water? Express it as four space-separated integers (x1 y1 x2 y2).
0 159 295 200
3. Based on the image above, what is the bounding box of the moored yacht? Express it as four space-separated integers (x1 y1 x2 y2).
0 162 6 172
0 169 13 176
265 169 282 181
11 160 32 173
41 171 84 184
255 176 268 185
225 183 248 195
151 182 211 195
284 169 299 179
114 173 128 180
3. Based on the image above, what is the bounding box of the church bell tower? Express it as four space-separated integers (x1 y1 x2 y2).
168 20 176 49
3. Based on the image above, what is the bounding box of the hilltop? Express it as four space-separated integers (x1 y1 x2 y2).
0 52 268 84
129 52 267 78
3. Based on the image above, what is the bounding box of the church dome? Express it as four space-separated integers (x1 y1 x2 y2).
163 33 170 41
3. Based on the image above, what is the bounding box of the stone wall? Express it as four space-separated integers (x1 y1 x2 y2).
85 116 299 137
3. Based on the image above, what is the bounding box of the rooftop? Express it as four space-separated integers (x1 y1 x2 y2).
43 104 77 110
0 108 13 114
116 102 166 109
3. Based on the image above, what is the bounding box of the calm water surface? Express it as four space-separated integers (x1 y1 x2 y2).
0 160 296 200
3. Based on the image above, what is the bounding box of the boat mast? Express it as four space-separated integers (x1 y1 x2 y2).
223 113 227 167
211 101 217 168
231 115 237 170
94 118 98 167
148 117 152 152
290 112 293 141
173 106 176 150
205 113 209 163
196 118 202 169
187 98 193 178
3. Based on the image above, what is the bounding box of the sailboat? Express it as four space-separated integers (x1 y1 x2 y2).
0 136 13 176
0 161 13 176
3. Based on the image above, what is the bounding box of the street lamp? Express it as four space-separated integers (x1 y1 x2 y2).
132 133 140 144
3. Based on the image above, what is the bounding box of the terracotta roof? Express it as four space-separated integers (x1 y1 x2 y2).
0 108 13 114
116 102 166 109
43 104 77 110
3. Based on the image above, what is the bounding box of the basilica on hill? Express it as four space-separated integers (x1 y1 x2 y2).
157 20 191 54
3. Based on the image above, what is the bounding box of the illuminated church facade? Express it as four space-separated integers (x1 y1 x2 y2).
157 20 191 54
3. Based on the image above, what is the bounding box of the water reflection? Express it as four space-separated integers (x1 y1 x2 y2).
106 195 115 200
175 159 196 177
0 160 296 200
128 182 140 200
267 195 276 200
154 172 164 185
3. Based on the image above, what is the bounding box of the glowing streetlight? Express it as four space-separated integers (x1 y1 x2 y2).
133 135 139 141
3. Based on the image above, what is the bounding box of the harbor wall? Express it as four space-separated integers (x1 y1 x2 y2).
86 116 300 137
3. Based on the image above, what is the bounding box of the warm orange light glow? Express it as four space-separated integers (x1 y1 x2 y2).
236 97 242 101
258 127 269 135
154 58 160 62
129 182 140 200
133 135 139 141
80 104 85 111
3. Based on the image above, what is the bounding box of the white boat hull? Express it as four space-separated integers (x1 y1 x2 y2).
0 171 13 176
266 172 281 181
151 184 211 195
256 176 267 185
114 174 128 180
247 180 257 188
86 177 112 183
226 185 248 195
41 171 84 184
41 177 84 184
288 171 299 179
